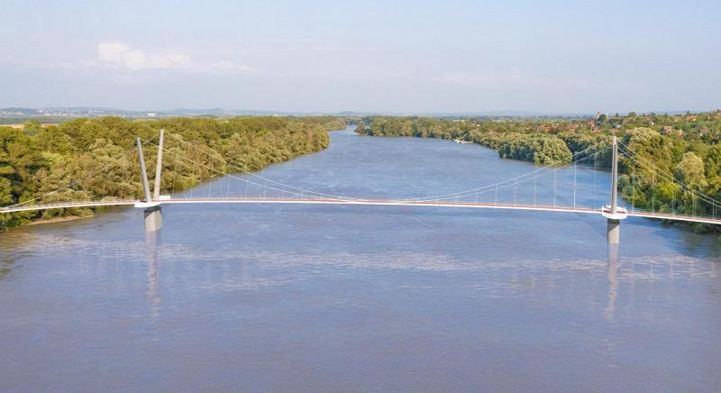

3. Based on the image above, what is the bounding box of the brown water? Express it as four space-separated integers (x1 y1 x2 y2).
1 128 720 392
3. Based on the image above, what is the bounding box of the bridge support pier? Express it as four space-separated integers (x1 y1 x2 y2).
607 218 620 245
144 206 162 232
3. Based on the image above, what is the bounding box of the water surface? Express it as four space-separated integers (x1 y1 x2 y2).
1 128 720 392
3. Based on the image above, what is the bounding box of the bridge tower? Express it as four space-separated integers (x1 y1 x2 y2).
136 129 164 232
602 135 627 245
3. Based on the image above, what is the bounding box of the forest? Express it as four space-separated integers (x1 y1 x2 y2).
356 111 721 234
0 116 344 229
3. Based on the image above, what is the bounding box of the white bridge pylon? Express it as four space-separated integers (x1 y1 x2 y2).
136 129 164 231
2 129 721 242
601 136 626 245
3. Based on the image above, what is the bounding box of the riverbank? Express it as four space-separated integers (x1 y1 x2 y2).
25 214 94 226
0 117 343 230
354 113 721 235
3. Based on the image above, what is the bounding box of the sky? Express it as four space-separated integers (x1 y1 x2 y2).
1 0 719 114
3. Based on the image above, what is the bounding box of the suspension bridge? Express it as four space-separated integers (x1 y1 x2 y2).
3 129 721 245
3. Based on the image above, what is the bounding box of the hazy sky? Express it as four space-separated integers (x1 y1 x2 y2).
1 0 719 113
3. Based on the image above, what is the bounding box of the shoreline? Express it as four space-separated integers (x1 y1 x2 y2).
25 214 94 226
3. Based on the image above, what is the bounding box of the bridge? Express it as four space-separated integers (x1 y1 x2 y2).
3 129 721 245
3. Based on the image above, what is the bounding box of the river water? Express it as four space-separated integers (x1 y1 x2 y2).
1 127 720 392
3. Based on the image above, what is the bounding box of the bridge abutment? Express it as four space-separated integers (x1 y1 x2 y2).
144 206 162 232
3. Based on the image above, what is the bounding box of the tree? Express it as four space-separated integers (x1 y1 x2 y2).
674 152 706 189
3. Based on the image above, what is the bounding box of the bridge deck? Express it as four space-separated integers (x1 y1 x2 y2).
2 197 721 226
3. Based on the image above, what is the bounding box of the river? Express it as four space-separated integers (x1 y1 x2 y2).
1 127 720 392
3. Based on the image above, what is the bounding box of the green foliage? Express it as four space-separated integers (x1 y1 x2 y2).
358 111 721 234
497 135 571 165
0 116 339 229
358 117 577 164
674 152 706 189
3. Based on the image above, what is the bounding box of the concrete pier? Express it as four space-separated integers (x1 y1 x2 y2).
144 206 162 232
607 218 620 245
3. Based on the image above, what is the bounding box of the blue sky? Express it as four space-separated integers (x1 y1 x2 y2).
1 0 719 113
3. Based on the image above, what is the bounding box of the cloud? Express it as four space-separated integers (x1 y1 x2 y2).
198 60 254 74
97 41 189 70
96 41 253 73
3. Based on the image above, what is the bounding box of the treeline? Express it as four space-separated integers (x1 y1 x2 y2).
0 116 341 229
356 112 721 233
356 117 579 165
617 126 721 231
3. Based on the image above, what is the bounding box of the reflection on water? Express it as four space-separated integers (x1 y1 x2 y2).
1 128 720 393
145 231 161 319
0 256 12 281
605 244 619 320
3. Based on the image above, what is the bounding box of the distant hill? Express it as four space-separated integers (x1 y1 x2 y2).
0 107 324 122
3 106 707 124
